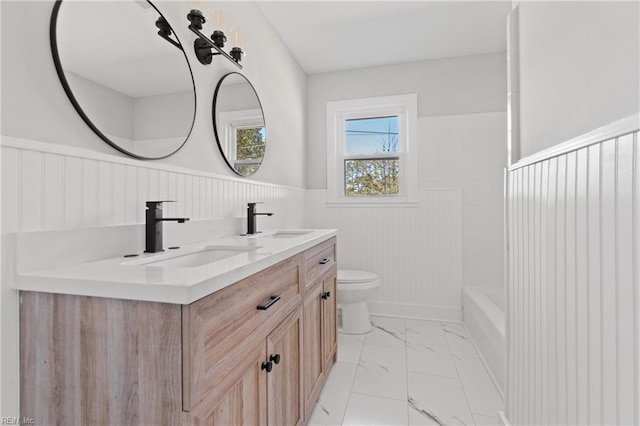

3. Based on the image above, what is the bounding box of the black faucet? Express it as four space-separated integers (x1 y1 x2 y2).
247 202 273 235
145 201 190 253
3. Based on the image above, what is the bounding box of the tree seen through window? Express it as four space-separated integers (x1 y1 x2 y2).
344 116 399 196
235 126 265 175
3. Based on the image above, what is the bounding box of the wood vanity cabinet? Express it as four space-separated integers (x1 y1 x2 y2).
191 306 303 426
19 237 336 426
302 238 338 421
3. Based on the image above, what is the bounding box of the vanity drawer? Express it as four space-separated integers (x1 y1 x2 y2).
182 254 302 411
303 237 336 287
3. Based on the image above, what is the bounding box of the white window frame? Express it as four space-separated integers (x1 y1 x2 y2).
326 94 418 206
217 109 265 171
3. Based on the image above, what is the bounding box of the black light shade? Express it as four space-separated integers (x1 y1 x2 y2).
186 9 243 69
211 30 226 48
230 47 243 63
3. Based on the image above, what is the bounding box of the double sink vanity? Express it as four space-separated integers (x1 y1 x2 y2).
15 226 337 425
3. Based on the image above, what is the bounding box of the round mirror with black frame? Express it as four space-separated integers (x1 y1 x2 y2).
213 73 266 177
50 0 196 160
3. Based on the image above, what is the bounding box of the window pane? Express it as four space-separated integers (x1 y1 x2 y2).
345 116 399 155
236 127 266 160
344 158 399 196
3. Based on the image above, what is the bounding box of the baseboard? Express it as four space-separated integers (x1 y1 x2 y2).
367 300 461 322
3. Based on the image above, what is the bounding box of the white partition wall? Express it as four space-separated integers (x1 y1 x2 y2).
506 117 640 425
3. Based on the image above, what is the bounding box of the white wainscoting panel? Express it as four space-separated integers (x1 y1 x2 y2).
506 127 639 425
1 137 305 235
306 189 463 320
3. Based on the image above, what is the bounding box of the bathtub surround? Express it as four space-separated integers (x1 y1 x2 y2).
506 116 640 425
463 287 506 397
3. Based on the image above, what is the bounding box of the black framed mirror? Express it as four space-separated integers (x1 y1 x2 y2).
50 0 196 160
213 73 266 176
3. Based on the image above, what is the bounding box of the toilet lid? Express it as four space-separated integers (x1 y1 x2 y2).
338 269 378 284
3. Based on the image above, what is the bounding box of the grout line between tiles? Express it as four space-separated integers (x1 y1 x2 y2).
444 320 476 422
337 333 364 425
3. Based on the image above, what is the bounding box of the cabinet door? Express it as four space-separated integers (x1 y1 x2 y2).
190 342 267 425
267 306 303 426
302 280 324 417
322 273 337 370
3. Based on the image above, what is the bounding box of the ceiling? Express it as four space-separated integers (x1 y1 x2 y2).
257 1 512 74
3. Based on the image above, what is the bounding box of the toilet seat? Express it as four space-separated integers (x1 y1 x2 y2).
338 270 378 284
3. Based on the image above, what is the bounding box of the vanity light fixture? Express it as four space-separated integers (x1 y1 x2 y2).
186 9 243 68
155 16 182 51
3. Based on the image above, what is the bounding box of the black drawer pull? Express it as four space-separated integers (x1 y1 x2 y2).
261 361 273 373
257 295 281 310
319 258 331 265
321 291 331 300
270 353 281 365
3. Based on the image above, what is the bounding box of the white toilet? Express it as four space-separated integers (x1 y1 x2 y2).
337 269 380 334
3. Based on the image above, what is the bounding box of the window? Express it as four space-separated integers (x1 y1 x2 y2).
326 94 418 205
218 109 266 175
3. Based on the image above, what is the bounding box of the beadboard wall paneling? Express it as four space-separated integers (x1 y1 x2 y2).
420 112 507 289
506 128 639 425
306 189 463 320
1 138 305 235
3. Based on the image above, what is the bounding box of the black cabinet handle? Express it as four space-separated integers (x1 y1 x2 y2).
257 295 281 310
321 291 331 300
319 258 330 265
270 353 281 365
261 361 273 373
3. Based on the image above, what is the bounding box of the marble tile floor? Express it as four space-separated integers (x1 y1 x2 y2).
308 316 503 426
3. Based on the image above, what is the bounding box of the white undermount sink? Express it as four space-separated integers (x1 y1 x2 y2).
265 230 313 239
125 245 262 268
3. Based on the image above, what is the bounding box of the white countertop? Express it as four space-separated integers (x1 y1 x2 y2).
13 229 337 304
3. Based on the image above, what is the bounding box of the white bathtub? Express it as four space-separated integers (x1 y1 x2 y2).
462 287 505 397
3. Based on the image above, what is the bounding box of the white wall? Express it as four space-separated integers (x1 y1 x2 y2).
306 51 507 189
66 71 135 140
506 122 640 426
306 54 507 319
518 1 640 158
1 0 306 188
66 71 195 145
133 90 195 140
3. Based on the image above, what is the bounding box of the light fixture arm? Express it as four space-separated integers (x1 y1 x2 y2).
187 9 243 69
155 16 182 51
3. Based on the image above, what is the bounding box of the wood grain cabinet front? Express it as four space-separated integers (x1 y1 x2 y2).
322 272 338 371
190 306 303 426
19 238 336 426
301 238 338 422
181 254 302 413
